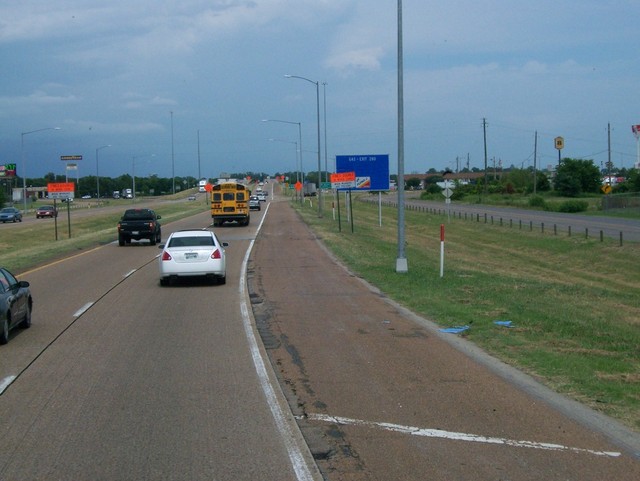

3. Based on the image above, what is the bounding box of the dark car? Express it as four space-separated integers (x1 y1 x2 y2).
0 267 32 345
0 207 22 223
36 205 58 218
117 208 162 246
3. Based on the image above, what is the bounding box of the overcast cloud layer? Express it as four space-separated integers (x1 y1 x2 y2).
1 0 639 180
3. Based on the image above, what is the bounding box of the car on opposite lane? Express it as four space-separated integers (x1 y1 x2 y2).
0 207 23 223
36 205 58 218
0 267 33 345
158 229 228 286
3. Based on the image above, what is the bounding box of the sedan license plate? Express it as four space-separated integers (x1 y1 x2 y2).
185 252 198 260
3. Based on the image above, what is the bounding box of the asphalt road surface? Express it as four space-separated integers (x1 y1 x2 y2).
248 190 640 480
0 200 320 481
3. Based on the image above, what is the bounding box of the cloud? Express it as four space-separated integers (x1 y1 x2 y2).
0 90 79 109
325 47 385 72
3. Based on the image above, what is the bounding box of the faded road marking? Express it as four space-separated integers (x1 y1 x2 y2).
73 302 94 317
0 376 16 395
306 413 621 458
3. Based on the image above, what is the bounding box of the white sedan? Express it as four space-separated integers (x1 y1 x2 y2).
158 229 228 286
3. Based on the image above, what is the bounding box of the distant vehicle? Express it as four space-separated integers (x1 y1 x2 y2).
188 195 197 201
158 229 228 286
303 183 317 197
198 179 208 192
123 188 133 199
256 191 267 202
0 207 22 223
81 194 92 199
210 181 250 227
113 191 121 199
249 195 261 211
35 205 58 218
0 267 32 345
117 208 162 246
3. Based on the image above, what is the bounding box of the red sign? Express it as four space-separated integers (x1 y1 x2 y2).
204 183 212 192
48 182 75 193
330 171 356 183
295 181 302 191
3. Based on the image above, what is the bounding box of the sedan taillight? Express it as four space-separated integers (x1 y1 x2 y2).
162 251 172 261
211 249 221 259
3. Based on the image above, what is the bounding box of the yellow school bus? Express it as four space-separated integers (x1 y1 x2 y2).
210 181 250 226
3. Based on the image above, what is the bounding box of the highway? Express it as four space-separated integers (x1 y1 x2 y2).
0 205 320 481
2 189 640 480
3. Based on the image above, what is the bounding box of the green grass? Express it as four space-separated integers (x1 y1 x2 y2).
294 193 640 430
2 197 209 273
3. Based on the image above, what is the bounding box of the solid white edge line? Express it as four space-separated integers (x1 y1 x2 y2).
0 375 17 395
123 269 136 278
306 414 621 458
239 203 319 481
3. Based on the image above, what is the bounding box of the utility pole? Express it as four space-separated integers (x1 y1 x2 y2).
607 122 612 181
533 131 538 195
482 118 488 198
197 130 201 181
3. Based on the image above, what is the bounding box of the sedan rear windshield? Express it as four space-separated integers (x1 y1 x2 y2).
168 236 215 247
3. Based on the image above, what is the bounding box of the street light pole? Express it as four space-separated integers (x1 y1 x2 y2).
262 118 304 184
96 145 111 199
132 153 155 202
396 0 408 273
171 111 175 195
285 74 323 216
322 82 328 183
269 138 299 194
21 127 61 213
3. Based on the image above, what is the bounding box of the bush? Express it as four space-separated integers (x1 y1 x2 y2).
528 195 547 209
558 200 589 213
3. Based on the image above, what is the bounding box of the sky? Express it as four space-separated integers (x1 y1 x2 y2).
2 0 640 183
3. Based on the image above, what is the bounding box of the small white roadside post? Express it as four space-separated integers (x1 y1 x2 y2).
440 224 445 278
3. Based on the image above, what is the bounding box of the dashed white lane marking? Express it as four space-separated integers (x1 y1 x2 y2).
305 414 622 458
0 376 16 395
239 204 318 481
73 302 94 317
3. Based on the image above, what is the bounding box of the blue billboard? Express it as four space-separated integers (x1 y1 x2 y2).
335 154 390 191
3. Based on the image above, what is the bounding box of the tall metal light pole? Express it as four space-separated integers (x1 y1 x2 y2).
269 138 299 185
322 82 328 183
170 111 175 195
132 153 155 202
396 0 408 273
95 144 111 199
21 127 61 213
262 119 303 184
285 74 323 216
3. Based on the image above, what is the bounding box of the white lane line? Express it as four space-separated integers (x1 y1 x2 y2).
239 204 318 481
306 414 622 458
123 269 137 278
0 376 17 395
73 302 94 318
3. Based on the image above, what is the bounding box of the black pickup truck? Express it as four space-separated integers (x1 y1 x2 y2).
117 208 162 246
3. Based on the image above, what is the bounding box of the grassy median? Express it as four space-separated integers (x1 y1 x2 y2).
2 197 209 274
294 193 640 431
